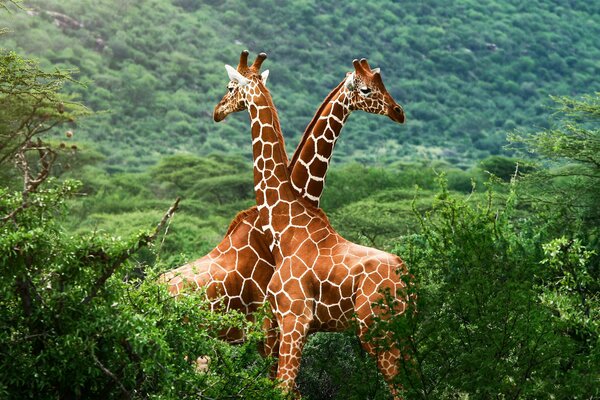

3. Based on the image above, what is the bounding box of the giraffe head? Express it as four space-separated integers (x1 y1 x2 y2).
213 50 270 122
344 58 405 123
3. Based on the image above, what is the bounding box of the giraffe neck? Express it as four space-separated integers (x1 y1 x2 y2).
289 81 351 207
246 82 298 243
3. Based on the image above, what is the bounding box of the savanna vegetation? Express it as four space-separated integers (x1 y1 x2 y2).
1 0 599 399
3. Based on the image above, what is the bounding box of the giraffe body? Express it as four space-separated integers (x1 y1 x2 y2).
164 206 271 321
265 200 408 386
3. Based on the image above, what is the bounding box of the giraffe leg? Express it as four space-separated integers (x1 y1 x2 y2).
259 315 280 379
355 280 404 400
357 324 403 400
275 310 312 394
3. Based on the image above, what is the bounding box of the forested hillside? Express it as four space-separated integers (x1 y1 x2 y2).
2 0 599 170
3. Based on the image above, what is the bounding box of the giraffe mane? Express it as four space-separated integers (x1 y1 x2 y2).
225 206 259 236
254 79 290 165
289 78 347 168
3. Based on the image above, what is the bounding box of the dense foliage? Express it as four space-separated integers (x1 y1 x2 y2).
2 0 599 170
0 182 284 399
391 180 597 398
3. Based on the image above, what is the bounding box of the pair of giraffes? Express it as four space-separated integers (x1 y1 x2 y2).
162 51 410 397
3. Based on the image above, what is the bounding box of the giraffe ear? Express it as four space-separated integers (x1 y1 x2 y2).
344 72 355 90
372 67 380 74
225 64 250 86
261 69 269 84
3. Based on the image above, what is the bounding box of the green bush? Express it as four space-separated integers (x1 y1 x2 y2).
371 178 599 399
297 332 388 400
0 180 285 400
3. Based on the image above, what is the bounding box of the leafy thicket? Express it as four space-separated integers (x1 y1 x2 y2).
2 0 599 170
389 180 597 398
0 182 283 399
509 94 600 251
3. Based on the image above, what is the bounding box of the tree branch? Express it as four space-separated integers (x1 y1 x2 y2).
1 141 57 224
91 349 131 398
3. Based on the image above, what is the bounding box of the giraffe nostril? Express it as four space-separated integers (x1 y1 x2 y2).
394 106 403 114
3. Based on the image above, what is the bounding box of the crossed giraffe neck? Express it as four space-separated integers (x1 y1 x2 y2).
163 62 404 321
288 80 352 205
243 64 405 247
245 81 299 249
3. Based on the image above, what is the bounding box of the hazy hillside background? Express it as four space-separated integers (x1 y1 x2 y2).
3 0 599 171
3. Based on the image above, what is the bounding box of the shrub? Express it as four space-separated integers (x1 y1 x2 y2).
0 181 285 399
370 177 599 399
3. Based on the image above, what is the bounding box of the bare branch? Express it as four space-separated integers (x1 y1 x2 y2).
91 349 131 398
1 141 57 223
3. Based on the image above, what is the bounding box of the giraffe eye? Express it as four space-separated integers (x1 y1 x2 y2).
359 87 371 96
228 85 234 93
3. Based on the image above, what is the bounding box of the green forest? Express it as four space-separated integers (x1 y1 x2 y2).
3 0 599 170
1 0 599 399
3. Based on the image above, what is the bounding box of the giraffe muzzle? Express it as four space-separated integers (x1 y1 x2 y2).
213 106 226 122
388 104 405 124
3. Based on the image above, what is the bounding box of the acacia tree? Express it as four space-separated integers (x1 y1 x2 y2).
509 94 600 396
509 93 599 337
0 50 89 206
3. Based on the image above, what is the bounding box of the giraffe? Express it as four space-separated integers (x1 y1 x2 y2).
212 51 410 397
161 52 405 345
